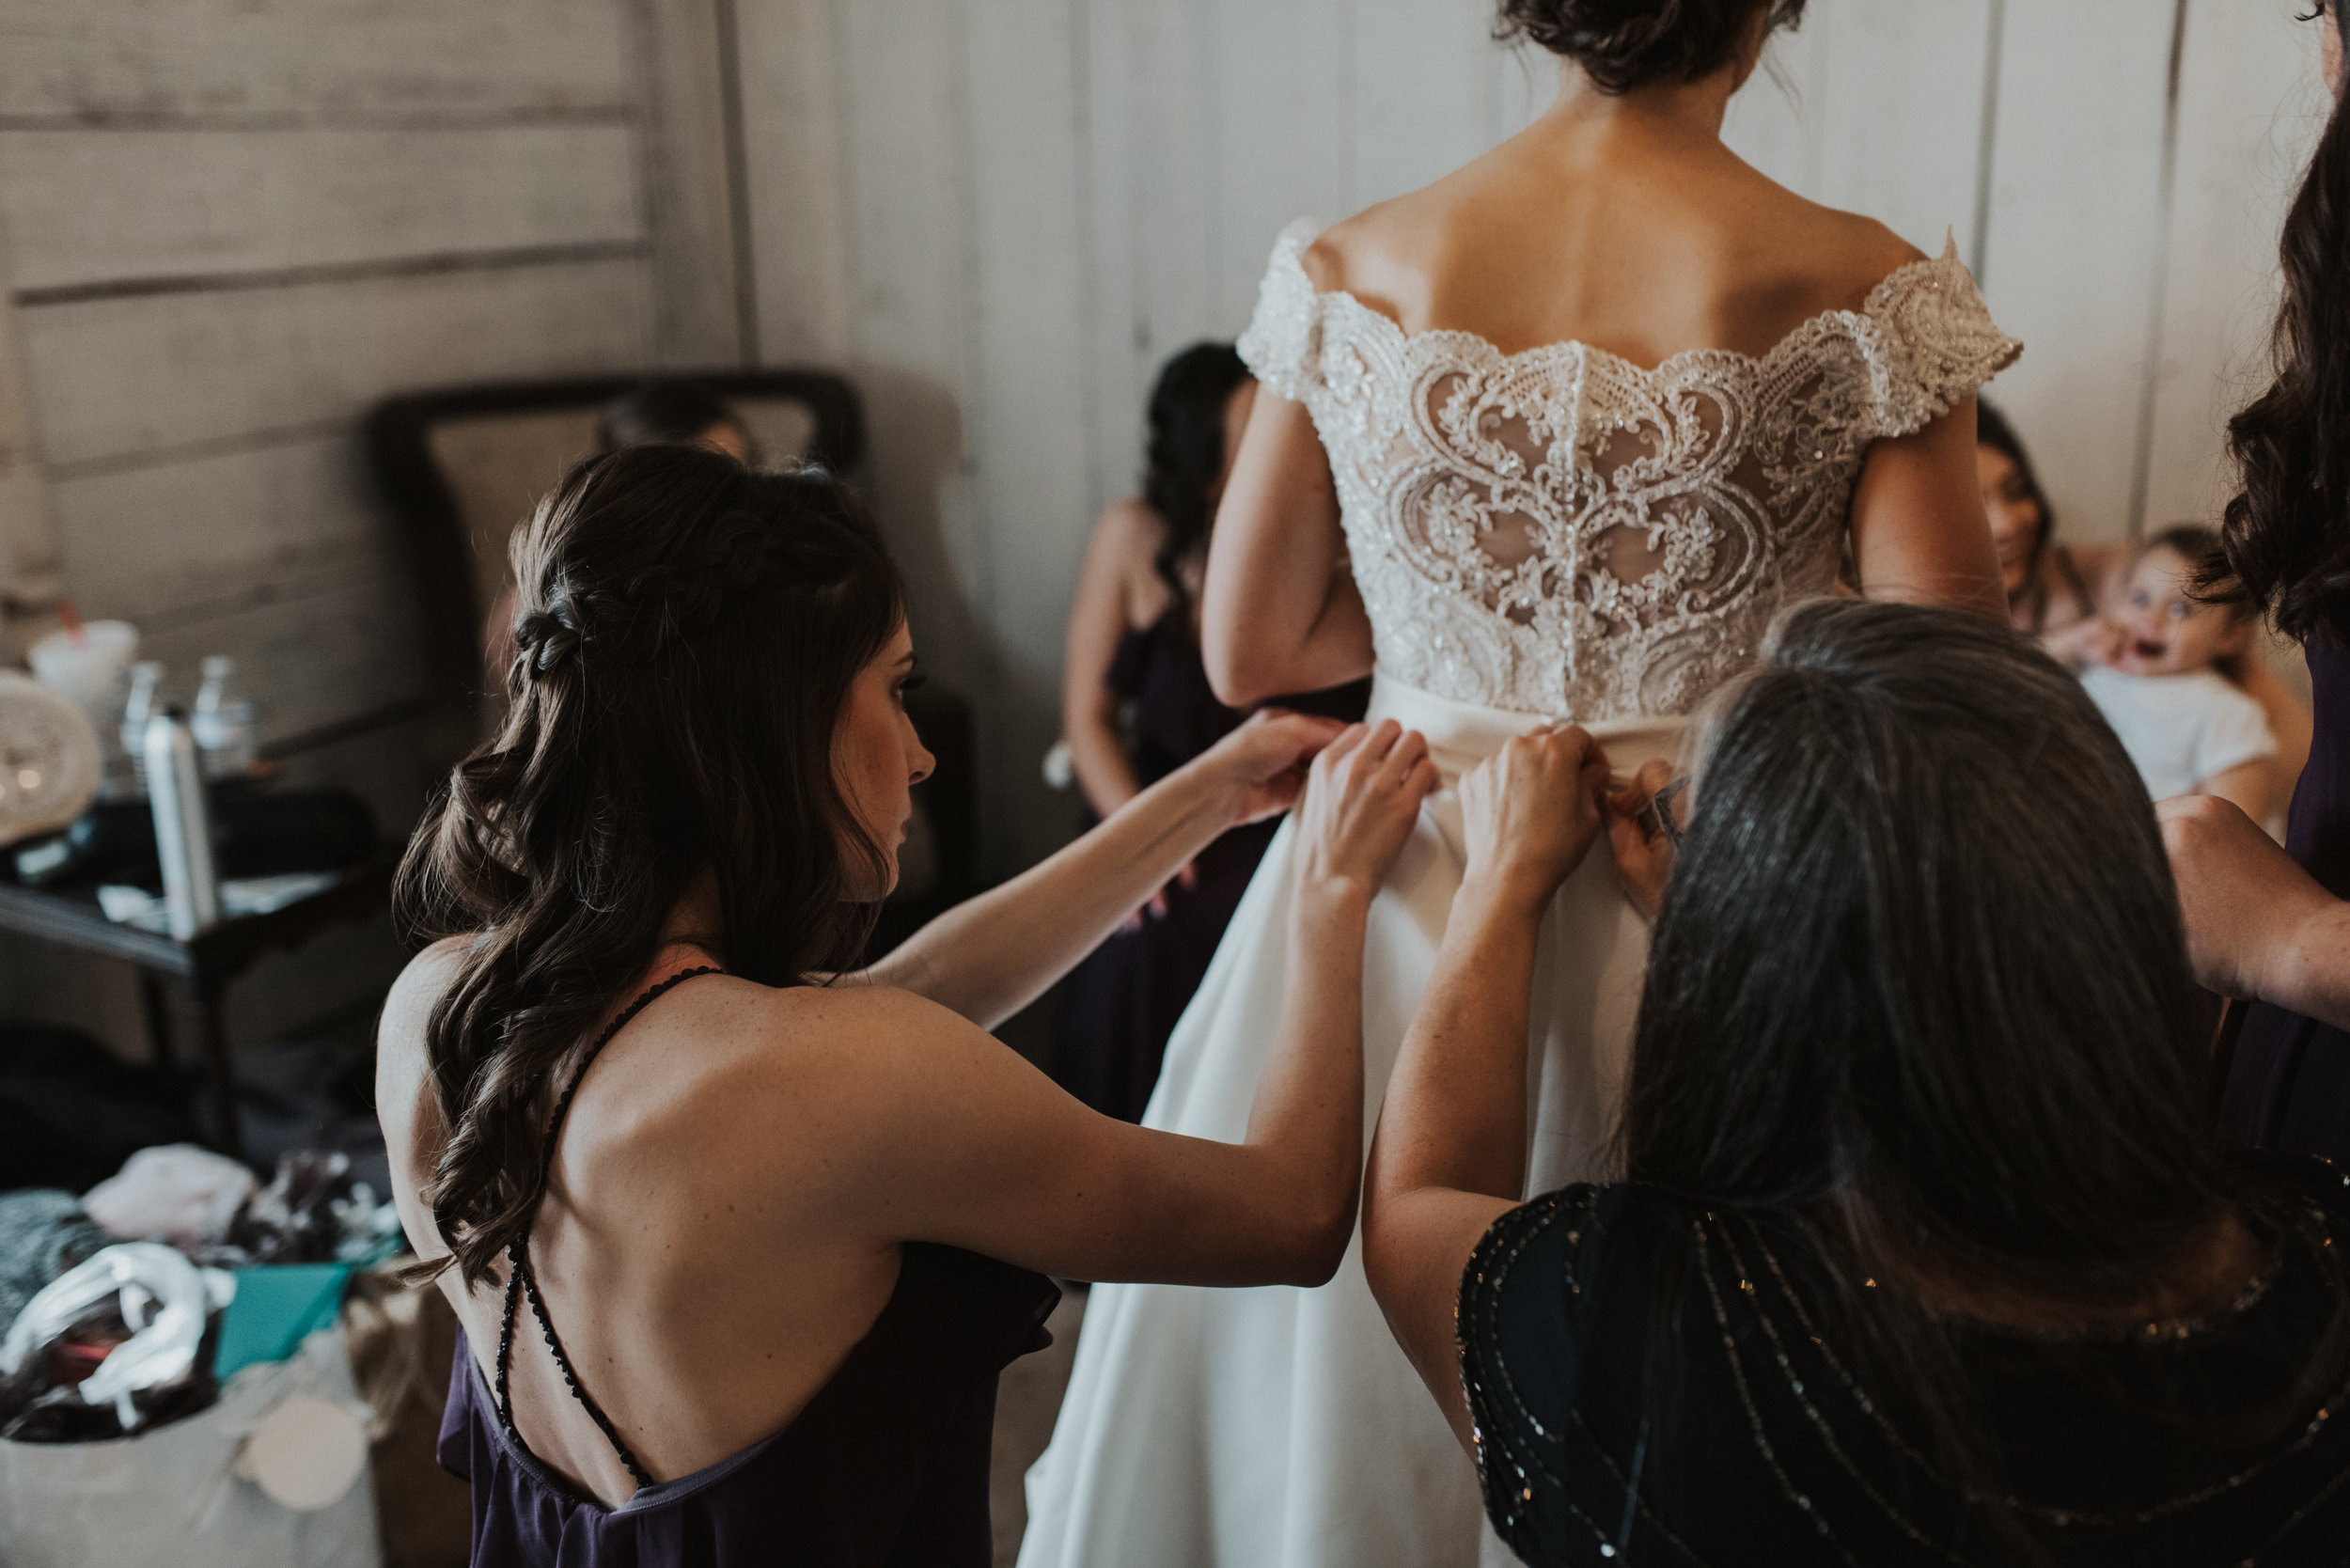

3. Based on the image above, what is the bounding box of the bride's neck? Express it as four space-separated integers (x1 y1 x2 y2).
1542 60 1740 148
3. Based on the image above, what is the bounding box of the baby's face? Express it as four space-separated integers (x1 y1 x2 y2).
2108 545 2242 677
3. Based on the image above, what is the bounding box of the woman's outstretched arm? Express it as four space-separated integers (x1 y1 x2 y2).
1850 397 2010 622
2161 793 2350 1030
1199 388 1373 707
857 710 1345 1029
820 722 1435 1286
1361 729 1613 1445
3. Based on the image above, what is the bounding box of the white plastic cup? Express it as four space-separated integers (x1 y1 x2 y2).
29 620 139 745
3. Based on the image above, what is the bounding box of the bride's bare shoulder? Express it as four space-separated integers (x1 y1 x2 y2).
1737 175 1933 303
1297 178 1488 322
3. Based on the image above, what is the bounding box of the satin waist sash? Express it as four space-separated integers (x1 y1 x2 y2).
1362 671 1691 788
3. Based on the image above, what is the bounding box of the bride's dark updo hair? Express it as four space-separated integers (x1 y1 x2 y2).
1496 0 1805 94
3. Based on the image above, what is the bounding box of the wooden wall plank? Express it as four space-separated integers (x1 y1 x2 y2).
1213 0 1355 327
0 0 631 122
735 0 855 364
50 435 421 739
1079 0 1225 521
2141 0 2326 533
1805 0 1995 258
1721 10 1825 190
964 0 1099 870
1973 0 2179 543
1352 0 1494 209
50 434 387 622
633 0 752 365
0 125 644 292
143 574 423 749
23 260 652 471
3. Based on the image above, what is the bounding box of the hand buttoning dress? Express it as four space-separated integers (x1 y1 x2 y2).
1019 219 2020 1568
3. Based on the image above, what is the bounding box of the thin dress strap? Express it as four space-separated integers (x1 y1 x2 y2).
493 964 725 1494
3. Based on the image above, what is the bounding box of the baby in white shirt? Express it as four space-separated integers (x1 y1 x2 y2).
2076 525 2276 823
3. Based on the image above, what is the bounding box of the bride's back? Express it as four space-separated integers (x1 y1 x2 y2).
1306 93 1921 369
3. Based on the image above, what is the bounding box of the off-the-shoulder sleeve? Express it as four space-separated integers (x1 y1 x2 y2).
1456 1185 1608 1562
1236 218 1327 402
1858 239 2022 439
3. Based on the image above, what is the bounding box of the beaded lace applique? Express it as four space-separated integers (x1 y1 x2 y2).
1237 219 2021 720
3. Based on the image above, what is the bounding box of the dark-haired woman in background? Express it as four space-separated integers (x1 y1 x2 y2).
1979 400 2119 652
378 445 1438 1563
1052 344 1369 1122
2169 0 2350 1163
1368 599 2350 1564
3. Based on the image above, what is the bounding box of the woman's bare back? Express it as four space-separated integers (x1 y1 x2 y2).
1305 116 1923 372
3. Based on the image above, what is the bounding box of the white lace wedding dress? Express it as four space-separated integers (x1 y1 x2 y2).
1019 219 2020 1568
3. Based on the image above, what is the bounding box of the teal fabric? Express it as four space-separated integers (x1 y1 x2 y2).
212 1262 350 1378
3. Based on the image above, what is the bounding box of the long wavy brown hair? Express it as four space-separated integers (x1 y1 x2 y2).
397 445 904 1287
2203 2 2350 644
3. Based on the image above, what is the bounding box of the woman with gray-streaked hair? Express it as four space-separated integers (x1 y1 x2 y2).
1365 598 2350 1564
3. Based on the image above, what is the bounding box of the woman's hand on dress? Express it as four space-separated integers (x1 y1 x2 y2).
1457 727 1612 915
1606 759 1679 922
1292 720 1437 901
1188 709 1352 827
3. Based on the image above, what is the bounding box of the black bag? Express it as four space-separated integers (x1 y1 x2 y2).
0 1024 198 1193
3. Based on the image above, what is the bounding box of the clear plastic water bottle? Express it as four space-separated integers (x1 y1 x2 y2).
118 661 166 796
191 656 257 781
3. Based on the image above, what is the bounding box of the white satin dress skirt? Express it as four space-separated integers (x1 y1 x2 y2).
1017 672 1688 1568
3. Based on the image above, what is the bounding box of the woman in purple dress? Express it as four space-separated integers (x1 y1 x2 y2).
1052 344 1366 1121
375 445 1436 1564
2170 0 2350 1159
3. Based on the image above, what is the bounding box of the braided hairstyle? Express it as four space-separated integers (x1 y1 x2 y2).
398 445 904 1287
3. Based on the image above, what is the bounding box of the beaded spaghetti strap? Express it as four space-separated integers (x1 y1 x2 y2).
493 964 725 1494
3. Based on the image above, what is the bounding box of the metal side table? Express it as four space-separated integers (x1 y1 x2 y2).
0 852 397 1161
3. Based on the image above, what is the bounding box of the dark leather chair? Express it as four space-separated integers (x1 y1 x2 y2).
361 371 978 936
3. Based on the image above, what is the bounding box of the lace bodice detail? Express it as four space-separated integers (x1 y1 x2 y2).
1237 219 2021 720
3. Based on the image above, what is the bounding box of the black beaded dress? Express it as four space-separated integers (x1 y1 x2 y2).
1457 1159 2350 1566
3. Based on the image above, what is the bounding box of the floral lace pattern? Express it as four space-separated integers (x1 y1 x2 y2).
1237 219 2022 720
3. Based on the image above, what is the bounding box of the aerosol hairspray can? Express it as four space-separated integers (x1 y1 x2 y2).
143 706 221 939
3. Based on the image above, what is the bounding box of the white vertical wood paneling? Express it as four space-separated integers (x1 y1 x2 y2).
964 0 1098 871
631 0 756 365
1078 0 1225 522
1213 0 1356 327
1973 0 2182 543
735 0 855 363
2141 2 2328 533
1724 0 1996 258
1804 0 1997 259
1352 0 1496 209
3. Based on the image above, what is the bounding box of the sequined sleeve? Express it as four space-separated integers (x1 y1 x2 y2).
1455 1184 1608 1562
1857 239 2022 439
1235 218 1327 403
